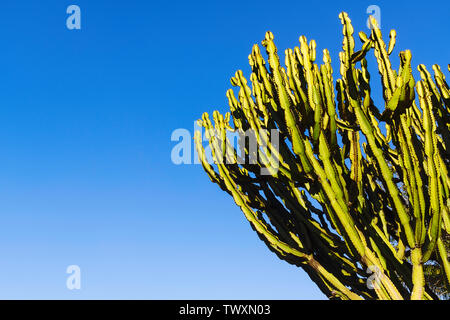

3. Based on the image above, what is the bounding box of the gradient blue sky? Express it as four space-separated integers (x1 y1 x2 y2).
0 0 448 299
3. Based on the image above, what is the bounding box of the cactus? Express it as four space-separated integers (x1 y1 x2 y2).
194 12 450 300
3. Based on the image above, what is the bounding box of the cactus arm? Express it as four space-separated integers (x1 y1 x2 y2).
437 237 450 287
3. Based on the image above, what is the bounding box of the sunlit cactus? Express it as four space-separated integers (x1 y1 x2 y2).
194 12 450 300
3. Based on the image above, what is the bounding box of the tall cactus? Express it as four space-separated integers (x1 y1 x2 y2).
194 12 450 300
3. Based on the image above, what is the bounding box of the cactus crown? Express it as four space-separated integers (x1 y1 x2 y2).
195 12 450 300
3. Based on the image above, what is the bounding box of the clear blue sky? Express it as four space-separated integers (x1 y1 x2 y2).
0 0 447 299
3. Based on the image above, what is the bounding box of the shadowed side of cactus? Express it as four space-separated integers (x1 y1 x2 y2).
194 12 450 300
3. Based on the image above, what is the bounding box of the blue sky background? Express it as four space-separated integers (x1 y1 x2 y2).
0 0 447 299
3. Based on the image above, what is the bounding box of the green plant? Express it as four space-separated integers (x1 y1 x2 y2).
194 12 450 300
